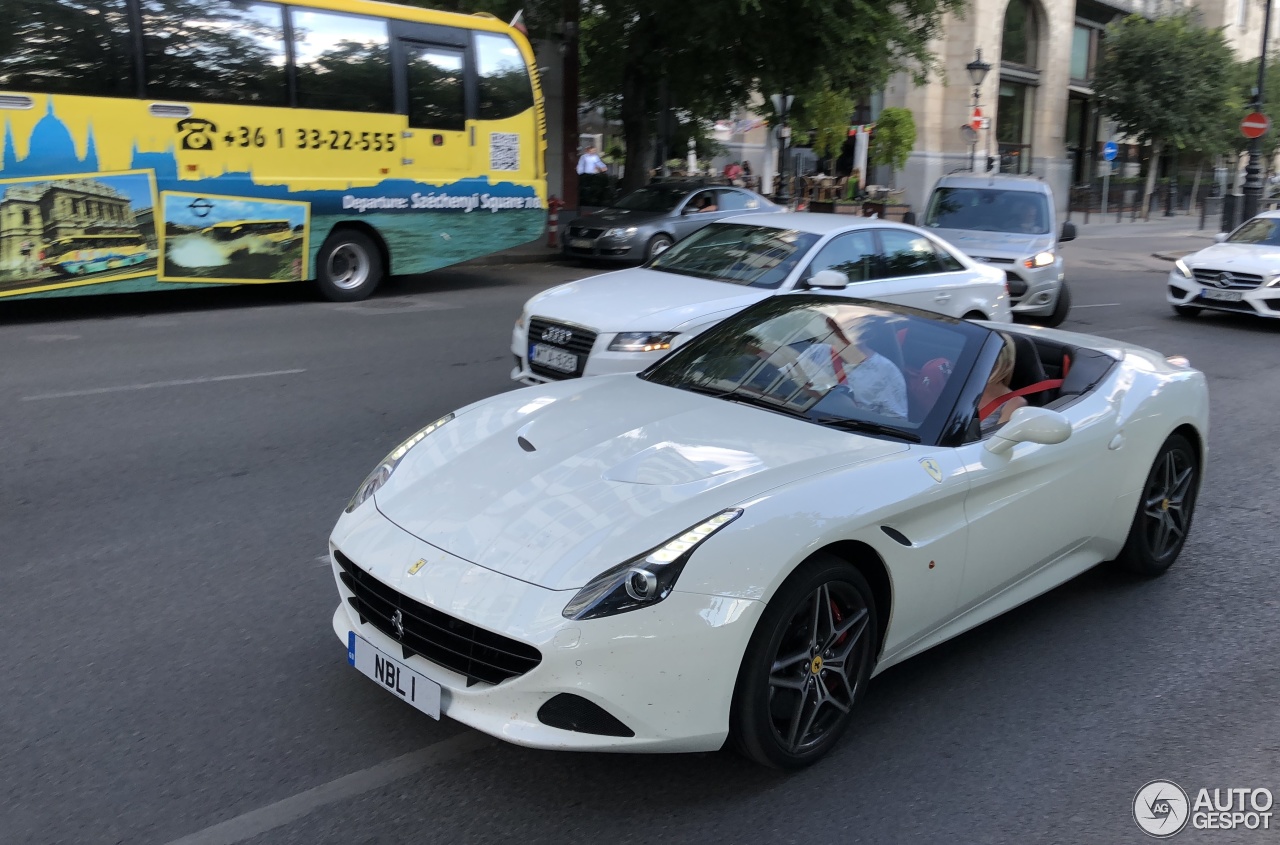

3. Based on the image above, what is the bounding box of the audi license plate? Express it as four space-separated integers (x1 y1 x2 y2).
1201 289 1243 302
569 238 594 249
530 343 578 373
347 632 441 718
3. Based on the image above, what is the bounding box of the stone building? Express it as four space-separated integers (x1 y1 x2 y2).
888 0 1268 213
0 178 139 273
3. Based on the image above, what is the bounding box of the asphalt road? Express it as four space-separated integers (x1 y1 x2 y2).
2 231 1278 845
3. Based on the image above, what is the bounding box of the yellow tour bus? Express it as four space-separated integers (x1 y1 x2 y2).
41 233 155 276
0 0 547 302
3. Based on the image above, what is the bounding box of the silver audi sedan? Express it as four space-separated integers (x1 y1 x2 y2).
563 181 782 262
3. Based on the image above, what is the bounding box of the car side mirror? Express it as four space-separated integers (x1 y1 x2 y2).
984 407 1072 456
808 269 850 289
1213 232 1229 243
1060 222 1077 242
682 206 698 215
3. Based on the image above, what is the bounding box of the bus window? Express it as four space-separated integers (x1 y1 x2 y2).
0 0 136 97
291 9 391 113
405 44 465 131
141 0 287 106
475 32 533 121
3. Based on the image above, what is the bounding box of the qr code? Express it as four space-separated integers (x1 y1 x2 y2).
490 133 520 170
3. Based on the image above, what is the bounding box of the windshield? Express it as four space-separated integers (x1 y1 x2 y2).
647 223 820 288
610 186 690 213
642 295 982 439
1227 217 1280 245
924 187 1050 235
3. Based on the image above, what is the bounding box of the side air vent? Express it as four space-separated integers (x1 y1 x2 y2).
880 526 911 546
148 103 192 118
0 95 35 110
537 693 635 737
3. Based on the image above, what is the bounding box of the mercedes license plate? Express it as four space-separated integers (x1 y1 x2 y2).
530 343 578 373
347 631 441 718
569 238 594 249
1201 289 1243 302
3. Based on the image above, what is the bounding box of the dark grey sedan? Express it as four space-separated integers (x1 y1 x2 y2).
563 182 782 262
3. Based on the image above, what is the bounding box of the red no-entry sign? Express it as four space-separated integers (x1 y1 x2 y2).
1242 112 1270 139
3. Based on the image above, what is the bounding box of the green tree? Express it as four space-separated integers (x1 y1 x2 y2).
802 85 856 165
411 0 961 192
868 107 916 187
1094 12 1237 218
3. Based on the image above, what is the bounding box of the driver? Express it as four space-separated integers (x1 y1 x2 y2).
779 316 908 419
1010 200 1041 233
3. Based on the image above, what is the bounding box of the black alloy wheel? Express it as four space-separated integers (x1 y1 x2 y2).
1113 433 1199 576
730 555 878 768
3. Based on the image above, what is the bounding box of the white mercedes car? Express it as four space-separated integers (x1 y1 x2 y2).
1168 212 1280 319
511 214 1010 385
331 296 1207 768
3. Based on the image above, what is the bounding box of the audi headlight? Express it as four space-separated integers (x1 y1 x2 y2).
1174 258 1193 279
562 509 742 620
345 413 454 513
604 227 638 239
609 331 679 352
1024 251 1055 269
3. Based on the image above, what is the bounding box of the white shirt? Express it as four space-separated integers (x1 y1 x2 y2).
577 152 605 175
788 345 908 419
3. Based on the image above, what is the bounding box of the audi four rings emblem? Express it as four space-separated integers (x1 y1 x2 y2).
391 609 405 638
542 326 573 345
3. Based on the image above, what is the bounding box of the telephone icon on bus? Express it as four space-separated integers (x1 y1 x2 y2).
177 118 218 151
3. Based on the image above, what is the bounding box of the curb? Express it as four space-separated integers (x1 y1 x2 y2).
1152 251 1194 262
458 251 565 266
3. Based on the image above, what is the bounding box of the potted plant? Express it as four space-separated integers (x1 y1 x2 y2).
867 107 917 219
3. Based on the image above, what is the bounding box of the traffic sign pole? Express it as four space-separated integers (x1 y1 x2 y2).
1101 141 1118 218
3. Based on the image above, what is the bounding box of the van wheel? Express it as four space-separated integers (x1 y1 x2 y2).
315 229 384 302
1040 281 1071 327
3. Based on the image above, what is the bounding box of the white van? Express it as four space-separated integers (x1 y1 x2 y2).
922 173 1076 326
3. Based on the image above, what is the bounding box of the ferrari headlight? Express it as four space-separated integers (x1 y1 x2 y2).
345 413 454 513
1174 258 1193 279
1024 251 1055 269
561 509 742 620
604 227 638 239
608 331 679 352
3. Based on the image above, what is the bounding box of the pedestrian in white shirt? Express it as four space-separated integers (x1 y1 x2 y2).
576 145 607 175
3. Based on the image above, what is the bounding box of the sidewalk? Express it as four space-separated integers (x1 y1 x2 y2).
1065 212 1220 262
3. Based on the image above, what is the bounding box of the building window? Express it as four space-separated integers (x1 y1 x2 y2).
998 82 1034 174
1001 0 1038 67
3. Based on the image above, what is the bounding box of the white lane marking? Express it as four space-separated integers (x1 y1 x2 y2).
163 732 494 845
1072 303 1122 308
21 369 306 401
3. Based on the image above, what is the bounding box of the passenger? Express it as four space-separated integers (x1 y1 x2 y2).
980 332 1028 432
695 193 718 213
1011 200 1041 233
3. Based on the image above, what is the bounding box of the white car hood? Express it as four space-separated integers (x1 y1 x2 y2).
527 268 771 332
373 376 907 590
1185 242 1280 273
928 228 1053 260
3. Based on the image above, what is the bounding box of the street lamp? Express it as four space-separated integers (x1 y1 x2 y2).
772 92 795 205
966 49 991 172
1243 0 1274 222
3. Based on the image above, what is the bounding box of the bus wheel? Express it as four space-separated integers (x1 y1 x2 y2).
315 229 384 302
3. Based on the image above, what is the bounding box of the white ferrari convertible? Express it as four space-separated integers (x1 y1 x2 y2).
330 296 1208 768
